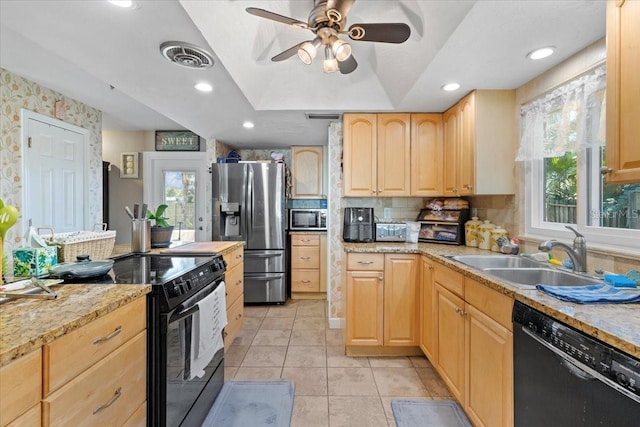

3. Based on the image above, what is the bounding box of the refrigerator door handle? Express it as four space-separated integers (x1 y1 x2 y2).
245 164 253 242
246 253 283 258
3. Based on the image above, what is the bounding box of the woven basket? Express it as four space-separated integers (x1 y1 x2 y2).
42 225 116 262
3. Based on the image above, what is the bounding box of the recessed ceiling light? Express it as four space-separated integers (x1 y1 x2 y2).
108 1 136 9
442 83 460 91
194 82 213 92
527 46 555 60
243 121 255 129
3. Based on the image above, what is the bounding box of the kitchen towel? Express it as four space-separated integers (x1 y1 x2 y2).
391 399 472 427
536 283 640 304
189 281 227 379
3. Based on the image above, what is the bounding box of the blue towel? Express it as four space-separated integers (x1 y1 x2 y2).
536 284 640 304
604 274 637 288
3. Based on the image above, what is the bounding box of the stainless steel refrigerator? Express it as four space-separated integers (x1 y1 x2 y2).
212 162 287 303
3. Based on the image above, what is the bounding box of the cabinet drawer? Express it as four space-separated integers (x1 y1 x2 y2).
6 403 41 427
434 263 464 297
43 297 146 395
224 295 244 350
291 234 320 246
291 246 320 269
0 350 42 427
222 245 244 271
465 278 513 330
291 270 320 292
43 331 146 427
347 253 384 271
225 263 244 309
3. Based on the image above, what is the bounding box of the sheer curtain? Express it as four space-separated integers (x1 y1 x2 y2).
516 65 606 161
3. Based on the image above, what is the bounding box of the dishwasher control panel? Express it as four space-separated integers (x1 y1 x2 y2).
513 301 640 400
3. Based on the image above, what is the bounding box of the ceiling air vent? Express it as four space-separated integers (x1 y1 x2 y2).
305 113 342 120
160 41 214 69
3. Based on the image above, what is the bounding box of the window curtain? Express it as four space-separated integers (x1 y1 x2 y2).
516 65 606 161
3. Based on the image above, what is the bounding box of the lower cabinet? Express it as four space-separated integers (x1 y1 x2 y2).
290 232 327 299
346 253 419 351
0 350 42 427
220 244 244 349
426 258 514 427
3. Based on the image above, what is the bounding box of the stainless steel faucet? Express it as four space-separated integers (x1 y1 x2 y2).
538 225 588 273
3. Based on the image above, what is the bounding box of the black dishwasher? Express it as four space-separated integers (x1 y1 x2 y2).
513 301 640 426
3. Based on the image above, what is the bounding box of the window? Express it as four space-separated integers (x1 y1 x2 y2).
519 65 640 251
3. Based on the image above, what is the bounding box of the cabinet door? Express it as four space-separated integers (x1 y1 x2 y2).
435 283 466 402
605 0 640 183
419 257 436 361
377 114 411 196
458 92 476 195
291 146 324 198
443 107 459 197
383 254 419 346
346 270 384 346
465 304 513 427
411 114 444 196
343 114 377 196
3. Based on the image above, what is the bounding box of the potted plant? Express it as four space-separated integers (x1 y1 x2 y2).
147 204 174 248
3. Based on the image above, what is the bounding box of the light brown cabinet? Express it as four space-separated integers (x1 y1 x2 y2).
0 350 42 427
343 113 411 197
443 90 516 196
345 253 420 351
411 114 444 196
220 244 244 349
426 261 514 427
419 257 436 362
605 0 640 183
291 146 325 198
290 233 326 298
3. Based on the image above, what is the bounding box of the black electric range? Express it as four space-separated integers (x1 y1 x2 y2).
108 252 227 426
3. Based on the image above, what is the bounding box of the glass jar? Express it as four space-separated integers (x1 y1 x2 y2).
464 216 483 247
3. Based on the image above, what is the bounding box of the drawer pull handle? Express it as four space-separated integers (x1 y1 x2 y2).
455 307 467 316
300 256 311 260
93 387 122 415
236 254 243 259
237 280 242 285
301 239 311 242
301 280 311 283
237 313 243 320
93 326 122 345
223 330 228 338
357 261 374 265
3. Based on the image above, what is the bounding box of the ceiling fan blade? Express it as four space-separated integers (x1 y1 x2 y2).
246 7 308 29
338 55 358 74
326 0 355 20
271 42 305 62
348 23 411 43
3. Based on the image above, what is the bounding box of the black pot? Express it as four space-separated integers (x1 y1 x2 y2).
48 255 114 280
150 225 174 248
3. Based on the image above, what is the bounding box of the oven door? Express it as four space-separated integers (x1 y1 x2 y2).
148 279 225 427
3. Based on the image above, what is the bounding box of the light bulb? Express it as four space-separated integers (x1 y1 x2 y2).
298 38 321 65
329 36 351 62
323 47 338 73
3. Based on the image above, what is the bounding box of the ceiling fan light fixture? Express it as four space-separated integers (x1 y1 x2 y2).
329 36 351 62
298 38 322 65
323 47 338 73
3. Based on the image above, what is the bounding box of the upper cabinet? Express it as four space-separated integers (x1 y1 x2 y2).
411 114 444 196
291 146 325 198
443 90 517 196
605 0 640 183
343 113 411 197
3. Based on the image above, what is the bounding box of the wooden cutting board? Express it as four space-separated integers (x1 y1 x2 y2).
161 241 242 254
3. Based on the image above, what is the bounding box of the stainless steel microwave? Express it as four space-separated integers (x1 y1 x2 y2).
289 208 327 231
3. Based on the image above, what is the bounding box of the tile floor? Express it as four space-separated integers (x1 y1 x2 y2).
225 299 452 427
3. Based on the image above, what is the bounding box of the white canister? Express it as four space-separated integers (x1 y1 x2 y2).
490 225 509 252
478 220 495 250
464 216 483 247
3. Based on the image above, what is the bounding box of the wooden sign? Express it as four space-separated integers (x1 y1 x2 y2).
155 131 200 151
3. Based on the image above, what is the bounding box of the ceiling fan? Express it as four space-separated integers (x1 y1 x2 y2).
246 0 411 74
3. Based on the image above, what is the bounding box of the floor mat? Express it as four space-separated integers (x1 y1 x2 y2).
391 399 472 427
201 380 294 427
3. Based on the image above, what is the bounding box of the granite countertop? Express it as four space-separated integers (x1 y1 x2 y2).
343 242 640 358
0 283 150 367
288 230 327 234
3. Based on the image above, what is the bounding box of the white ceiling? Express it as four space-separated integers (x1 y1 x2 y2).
0 0 605 148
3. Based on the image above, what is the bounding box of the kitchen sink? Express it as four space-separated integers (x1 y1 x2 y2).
446 255 544 269
482 268 603 288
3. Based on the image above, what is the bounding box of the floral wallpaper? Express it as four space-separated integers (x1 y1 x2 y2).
0 68 103 269
327 122 345 324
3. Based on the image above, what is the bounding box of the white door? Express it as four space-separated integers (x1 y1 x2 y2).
24 116 86 233
143 152 209 242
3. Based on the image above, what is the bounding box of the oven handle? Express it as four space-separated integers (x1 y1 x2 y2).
521 326 640 403
169 304 199 323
